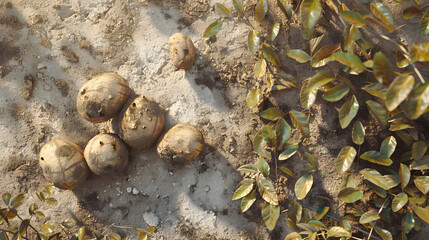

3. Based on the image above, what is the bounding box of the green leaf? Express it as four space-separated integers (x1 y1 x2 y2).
300 0 322 40
252 134 271 159
237 164 258 173
340 11 367 27
370 3 393 26
403 7 422 20
342 24 362 52
401 211 415 234
414 176 429 194
359 210 380 224
310 44 339 67
322 84 349 102
309 34 324 53
261 107 284 121
374 226 393 240
392 193 408 212
29 203 36 215
9 193 24 208
373 52 394 84
412 141 428 161
336 146 357 175
278 73 298 88
396 51 410 68
270 21 281 41
405 81 429 120
367 181 387 198
41 221 55 234
278 0 293 20
262 44 281 67
352 121 365 145
307 70 334 91
257 179 279 205
361 168 391 190
109 233 121 240
411 156 429 170
279 143 299 160
247 89 261 108
332 52 366 74
386 75 415 111
35 211 46 218
412 206 429 223
295 174 313 200
254 59 267 80
2 193 11 206
421 11 429 35
62 218 77 228
338 187 363 203
327 226 351 238
280 167 294 178
289 110 310 137
315 206 329 220
261 124 277 147
248 30 260 53
203 21 222 38
380 136 397 157
285 49 311 63
18 219 29 236
255 0 268 23
215 3 231 18
233 0 243 13
300 78 317 110
241 190 256 212
288 201 303 223
78 226 85 240
340 174 357 191
339 95 359 129
284 232 302 240
389 119 414 131
399 163 411 189
258 157 270 177
409 42 429 63
262 203 280 231
232 179 254 200
362 83 387 100
366 100 387 127
304 152 318 174
276 118 291 150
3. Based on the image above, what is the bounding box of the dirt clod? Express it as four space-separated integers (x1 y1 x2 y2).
20 74 36 100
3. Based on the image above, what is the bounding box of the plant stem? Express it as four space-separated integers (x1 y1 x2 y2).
14 211 39 235
300 204 381 240
274 149 279 187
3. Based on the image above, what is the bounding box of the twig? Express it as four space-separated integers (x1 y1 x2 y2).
300 204 381 240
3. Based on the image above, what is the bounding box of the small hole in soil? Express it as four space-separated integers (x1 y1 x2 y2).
40 157 44 161
99 141 104 145
184 49 189 55
112 144 117 150
81 88 86 95
132 103 136 107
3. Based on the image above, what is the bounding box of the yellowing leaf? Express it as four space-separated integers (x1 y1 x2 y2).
248 30 260 53
262 44 281 67
315 206 329 220
399 163 411 189
327 226 351 238
285 49 311 63
203 21 222 38
307 70 334 91
300 78 318 110
362 83 387 100
360 151 392 166
241 190 256 212
370 3 393 26
300 0 322 40
257 179 279 205
405 81 429 119
322 84 349 102
295 174 313 200
215 3 231 18
336 146 357 175
254 59 267 79
278 0 293 20
257 157 270 177
247 89 261 108
392 193 408 212
409 42 429 63
380 136 397 157
414 176 429 194
421 11 429 35
375 226 393 240
279 143 299 160
386 75 415 111
255 0 268 23
270 21 281 41
284 232 302 240
288 201 303 223
360 210 380 224
366 100 387 127
403 6 422 20
412 206 429 223
338 187 363 203
232 179 254 200
233 0 244 12
401 211 415 234
310 45 339 67
342 24 362 52
332 52 366 74
289 110 310 137
339 95 359 129
396 51 410 68
412 141 428 161
276 118 292 150
280 166 295 177
361 168 391 190
411 156 429 170
261 107 284 121
340 11 367 26
309 34 324 53
352 120 365 145
373 52 394 83
262 203 280 231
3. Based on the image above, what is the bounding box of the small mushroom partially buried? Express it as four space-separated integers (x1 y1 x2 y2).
118 95 165 149
77 72 131 123
168 33 196 69
157 123 204 163
39 139 90 189
84 133 128 176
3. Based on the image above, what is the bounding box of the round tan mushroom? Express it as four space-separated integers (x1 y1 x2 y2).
77 72 131 123
168 33 196 69
84 133 128 176
118 95 165 149
157 123 204 163
39 139 90 189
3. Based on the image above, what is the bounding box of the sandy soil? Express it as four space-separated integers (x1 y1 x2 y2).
0 0 428 239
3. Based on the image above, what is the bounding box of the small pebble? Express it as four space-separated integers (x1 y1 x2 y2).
132 188 139 195
126 187 132 193
205 186 210 192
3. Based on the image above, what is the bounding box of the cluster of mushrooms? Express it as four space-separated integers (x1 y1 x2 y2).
39 33 203 190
